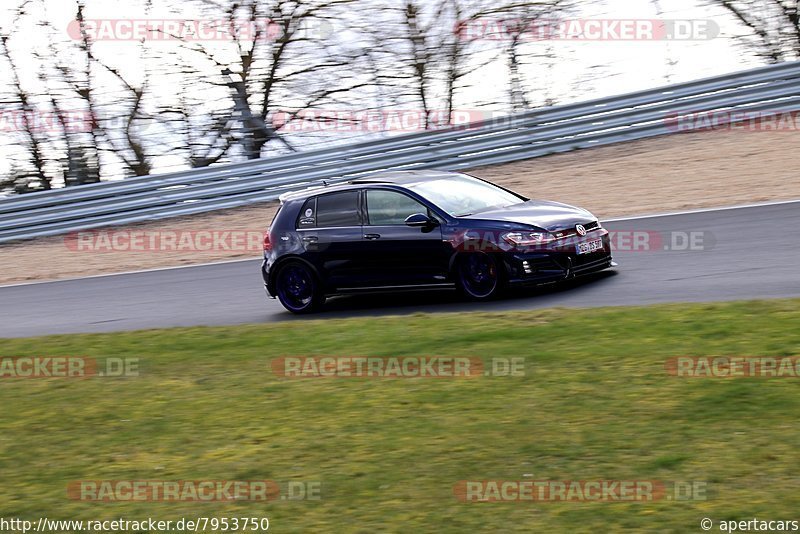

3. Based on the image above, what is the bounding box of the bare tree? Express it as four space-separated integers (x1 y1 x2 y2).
171 0 367 161
0 0 580 193
488 1 571 110
170 75 234 168
714 0 800 62
39 7 102 187
72 2 156 177
360 0 570 128
0 2 50 193
359 0 494 129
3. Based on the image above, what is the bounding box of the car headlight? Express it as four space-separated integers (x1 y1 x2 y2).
502 231 555 246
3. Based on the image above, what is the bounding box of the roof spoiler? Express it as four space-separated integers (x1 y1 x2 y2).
277 179 333 203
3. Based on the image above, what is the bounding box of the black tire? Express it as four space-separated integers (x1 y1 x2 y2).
455 252 503 300
275 261 325 314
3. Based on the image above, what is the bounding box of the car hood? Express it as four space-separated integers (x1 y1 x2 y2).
460 200 595 231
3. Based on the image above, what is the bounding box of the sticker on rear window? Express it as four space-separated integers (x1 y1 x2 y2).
298 199 316 227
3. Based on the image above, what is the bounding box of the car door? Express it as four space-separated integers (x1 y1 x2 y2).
361 188 448 286
296 190 366 289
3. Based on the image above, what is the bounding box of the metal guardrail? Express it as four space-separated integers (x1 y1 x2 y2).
1 61 799 243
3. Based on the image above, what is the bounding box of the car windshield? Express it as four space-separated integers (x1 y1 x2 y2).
406 174 526 217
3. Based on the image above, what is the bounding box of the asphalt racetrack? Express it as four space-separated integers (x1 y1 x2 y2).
1 201 798 338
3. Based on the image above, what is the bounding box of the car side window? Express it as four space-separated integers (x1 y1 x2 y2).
315 191 361 228
297 198 316 228
366 190 428 226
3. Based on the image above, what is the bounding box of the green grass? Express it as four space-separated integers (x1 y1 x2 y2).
1 299 800 532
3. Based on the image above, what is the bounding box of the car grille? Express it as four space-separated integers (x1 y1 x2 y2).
553 221 600 239
572 255 612 275
548 250 602 268
572 248 610 266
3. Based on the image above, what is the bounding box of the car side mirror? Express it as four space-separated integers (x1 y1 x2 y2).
405 213 438 227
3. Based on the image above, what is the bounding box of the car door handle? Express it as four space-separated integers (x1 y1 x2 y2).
301 235 318 243
364 233 381 240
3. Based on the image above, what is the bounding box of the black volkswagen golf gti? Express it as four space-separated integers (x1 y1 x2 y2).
262 171 613 313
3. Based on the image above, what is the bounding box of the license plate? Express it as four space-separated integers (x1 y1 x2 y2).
576 239 603 255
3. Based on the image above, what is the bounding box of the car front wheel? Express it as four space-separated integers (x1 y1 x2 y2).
455 253 502 300
275 261 325 314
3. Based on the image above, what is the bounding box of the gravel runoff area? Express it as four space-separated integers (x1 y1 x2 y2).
2 129 799 286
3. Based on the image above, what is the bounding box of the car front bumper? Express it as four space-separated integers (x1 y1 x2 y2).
501 232 614 285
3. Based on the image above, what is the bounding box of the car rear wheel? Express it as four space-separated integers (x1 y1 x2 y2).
275 262 325 314
456 253 502 300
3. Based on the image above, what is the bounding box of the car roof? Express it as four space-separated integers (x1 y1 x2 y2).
278 170 463 203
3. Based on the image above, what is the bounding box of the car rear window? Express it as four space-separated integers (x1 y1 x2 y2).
315 191 361 227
